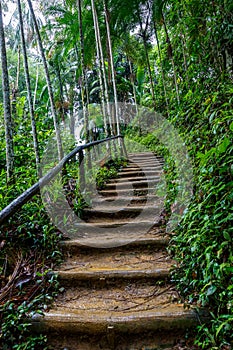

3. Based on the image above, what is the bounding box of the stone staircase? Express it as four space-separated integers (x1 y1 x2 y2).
32 152 208 349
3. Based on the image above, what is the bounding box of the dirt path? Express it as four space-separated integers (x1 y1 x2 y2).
31 152 207 349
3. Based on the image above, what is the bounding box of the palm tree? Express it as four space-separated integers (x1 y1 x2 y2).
17 0 40 175
27 0 63 160
0 0 14 181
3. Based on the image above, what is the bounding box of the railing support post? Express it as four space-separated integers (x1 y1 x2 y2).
79 149 85 192
120 136 128 159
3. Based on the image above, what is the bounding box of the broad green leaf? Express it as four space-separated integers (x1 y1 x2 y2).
206 285 217 296
218 137 230 154
223 231 231 241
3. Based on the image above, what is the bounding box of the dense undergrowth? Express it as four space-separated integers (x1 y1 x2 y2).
127 81 233 349
169 83 233 350
0 197 62 349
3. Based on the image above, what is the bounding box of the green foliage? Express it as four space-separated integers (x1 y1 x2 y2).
168 83 233 348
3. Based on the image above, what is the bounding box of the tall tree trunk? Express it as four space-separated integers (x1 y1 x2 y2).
94 2 113 136
91 0 108 137
17 0 40 176
128 59 138 115
0 0 14 181
77 0 89 144
162 13 180 104
103 0 120 136
27 0 63 160
153 20 169 112
11 46 20 127
137 7 156 109
33 53 39 110
56 64 65 123
69 72 75 136
14 45 21 92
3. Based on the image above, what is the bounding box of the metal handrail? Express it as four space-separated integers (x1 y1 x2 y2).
0 135 125 225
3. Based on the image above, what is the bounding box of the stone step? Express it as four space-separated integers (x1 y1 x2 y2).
103 178 160 190
55 245 173 283
117 170 162 178
108 175 162 183
60 235 169 253
81 205 161 221
128 154 164 162
32 301 207 336
98 187 157 197
121 166 163 173
127 163 162 169
56 265 171 283
91 194 161 207
128 154 163 161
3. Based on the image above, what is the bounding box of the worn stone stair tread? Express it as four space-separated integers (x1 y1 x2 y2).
128 156 162 162
128 159 161 163
128 157 164 164
127 165 163 169
98 187 157 196
103 179 160 190
125 164 163 169
128 157 162 163
32 304 202 334
58 233 168 249
56 267 171 281
74 217 161 225
75 216 161 226
92 193 160 204
82 204 161 215
128 153 162 158
109 174 162 181
60 235 169 250
116 170 162 178
55 247 173 280
53 282 179 311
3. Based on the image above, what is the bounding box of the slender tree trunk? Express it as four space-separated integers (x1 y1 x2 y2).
162 13 180 104
17 0 40 176
56 65 65 123
77 0 89 144
27 0 63 160
153 20 169 112
69 73 75 136
129 59 138 115
0 0 14 181
16 45 21 90
137 8 156 109
33 56 39 110
103 0 120 136
94 3 113 136
11 47 20 127
91 0 108 137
